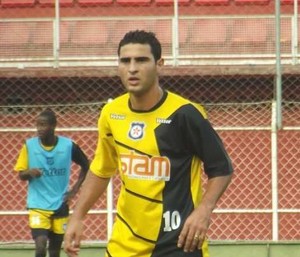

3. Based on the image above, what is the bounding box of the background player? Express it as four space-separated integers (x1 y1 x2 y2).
64 30 233 257
14 108 89 257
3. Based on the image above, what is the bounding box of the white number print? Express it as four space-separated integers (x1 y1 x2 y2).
163 210 181 232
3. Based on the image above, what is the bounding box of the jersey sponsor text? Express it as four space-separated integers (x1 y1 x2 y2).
40 167 67 176
156 118 172 124
120 151 171 181
110 113 126 120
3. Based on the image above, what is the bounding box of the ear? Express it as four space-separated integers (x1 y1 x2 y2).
157 58 164 67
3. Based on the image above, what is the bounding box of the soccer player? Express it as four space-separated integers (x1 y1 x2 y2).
14 108 89 257
64 30 234 257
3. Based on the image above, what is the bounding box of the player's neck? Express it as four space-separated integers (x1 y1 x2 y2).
130 87 163 111
40 135 57 147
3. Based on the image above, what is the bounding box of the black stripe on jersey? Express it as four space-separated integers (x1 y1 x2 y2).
124 186 163 204
117 213 156 244
121 179 162 203
115 140 152 157
106 249 112 257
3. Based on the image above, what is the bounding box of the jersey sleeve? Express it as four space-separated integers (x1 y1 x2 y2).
71 142 90 172
14 144 28 172
90 106 118 178
183 103 233 178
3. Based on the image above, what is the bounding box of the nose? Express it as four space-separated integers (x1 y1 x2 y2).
128 59 137 73
37 127 45 135
36 124 47 134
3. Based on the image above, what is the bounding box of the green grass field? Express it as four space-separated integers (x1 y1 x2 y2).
1 242 300 257
0 245 106 257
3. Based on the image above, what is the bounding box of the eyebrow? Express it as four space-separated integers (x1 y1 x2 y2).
119 56 151 62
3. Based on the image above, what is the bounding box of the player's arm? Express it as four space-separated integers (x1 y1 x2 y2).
198 174 232 223
64 171 110 257
177 104 234 252
195 115 233 236
64 106 118 257
14 144 42 181
178 173 232 252
64 142 90 201
19 169 42 181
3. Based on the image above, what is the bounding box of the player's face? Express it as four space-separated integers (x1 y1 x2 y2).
36 115 55 140
118 43 163 96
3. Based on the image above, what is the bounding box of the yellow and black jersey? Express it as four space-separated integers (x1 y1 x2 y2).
90 90 233 257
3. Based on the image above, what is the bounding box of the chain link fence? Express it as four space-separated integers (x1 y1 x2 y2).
0 0 299 245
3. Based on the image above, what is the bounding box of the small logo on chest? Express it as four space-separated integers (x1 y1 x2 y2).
128 122 145 140
46 157 54 165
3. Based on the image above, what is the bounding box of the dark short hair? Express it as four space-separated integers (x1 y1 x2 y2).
118 30 162 62
39 108 57 126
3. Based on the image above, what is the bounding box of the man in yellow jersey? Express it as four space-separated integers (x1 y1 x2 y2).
64 30 233 257
14 108 89 257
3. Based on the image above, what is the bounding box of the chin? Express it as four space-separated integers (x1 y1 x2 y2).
127 87 140 94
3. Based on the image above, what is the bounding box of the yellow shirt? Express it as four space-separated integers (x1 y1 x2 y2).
89 90 233 257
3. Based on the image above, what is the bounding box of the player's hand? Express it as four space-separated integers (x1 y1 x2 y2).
177 206 211 252
29 168 42 178
64 219 84 257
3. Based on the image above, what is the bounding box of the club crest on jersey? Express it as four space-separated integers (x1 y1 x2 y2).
128 122 145 140
46 157 54 165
